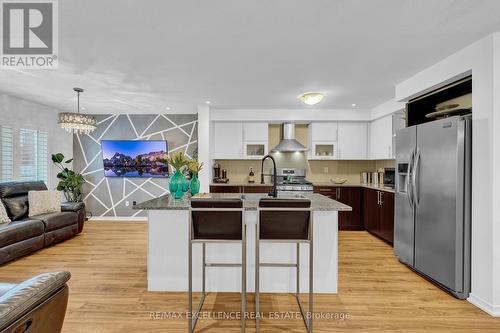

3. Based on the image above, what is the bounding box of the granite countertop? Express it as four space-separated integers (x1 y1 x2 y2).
210 182 395 193
210 182 273 186
133 193 352 212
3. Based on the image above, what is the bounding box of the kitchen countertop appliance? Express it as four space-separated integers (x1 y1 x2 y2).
394 115 471 299
383 168 395 188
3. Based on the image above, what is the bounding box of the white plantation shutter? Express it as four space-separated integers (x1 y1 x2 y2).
0 125 13 182
19 128 48 184
37 131 48 184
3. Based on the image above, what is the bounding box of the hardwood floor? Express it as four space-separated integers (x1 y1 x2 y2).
0 221 499 332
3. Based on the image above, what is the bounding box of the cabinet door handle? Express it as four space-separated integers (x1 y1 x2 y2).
377 191 380 205
337 188 341 199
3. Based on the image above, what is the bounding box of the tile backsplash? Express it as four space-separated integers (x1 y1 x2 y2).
214 157 395 184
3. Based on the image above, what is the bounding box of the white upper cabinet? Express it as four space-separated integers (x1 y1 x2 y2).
243 122 268 158
308 122 339 159
369 114 393 159
213 122 243 159
309 122 338 142
243 122 268 142
338 122 368 160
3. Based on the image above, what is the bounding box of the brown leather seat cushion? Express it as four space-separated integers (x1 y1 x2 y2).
31 212 77 232
0 219 45 248
259 198 311 240
191 198 243 240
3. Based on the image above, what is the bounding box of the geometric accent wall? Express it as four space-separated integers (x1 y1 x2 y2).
73 114 198 218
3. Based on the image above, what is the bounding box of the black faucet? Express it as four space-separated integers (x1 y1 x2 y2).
261 154 278 198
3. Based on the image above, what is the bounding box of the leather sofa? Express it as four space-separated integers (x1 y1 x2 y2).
0 271 71 333
0 181 85 265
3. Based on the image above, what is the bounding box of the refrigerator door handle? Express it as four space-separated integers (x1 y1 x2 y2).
412 148 421 206
406 149 415 208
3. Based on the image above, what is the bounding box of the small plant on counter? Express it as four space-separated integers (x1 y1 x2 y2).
166 151 189 172
188 160 204 196
51 153 86 202
166 152 189 199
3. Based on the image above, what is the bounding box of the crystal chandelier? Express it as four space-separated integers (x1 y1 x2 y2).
58 88 97 134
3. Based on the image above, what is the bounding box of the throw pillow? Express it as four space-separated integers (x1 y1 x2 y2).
0 201 10 224
28 190 62 217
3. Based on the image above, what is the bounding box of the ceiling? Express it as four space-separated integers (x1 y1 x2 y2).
1 0 500 114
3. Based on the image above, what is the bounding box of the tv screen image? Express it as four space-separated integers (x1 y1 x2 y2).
101 140 169 178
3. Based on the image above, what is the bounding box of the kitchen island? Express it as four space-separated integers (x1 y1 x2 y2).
134 193 351 293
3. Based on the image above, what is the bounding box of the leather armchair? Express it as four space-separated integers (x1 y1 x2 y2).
0 272 71 333
61 202 86 234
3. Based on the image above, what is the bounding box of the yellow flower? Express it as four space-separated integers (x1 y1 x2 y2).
188 160 204 174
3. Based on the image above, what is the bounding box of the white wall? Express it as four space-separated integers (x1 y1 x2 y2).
370 99 405 120
197 105 211 192
395 33 500 316
0 93 73 189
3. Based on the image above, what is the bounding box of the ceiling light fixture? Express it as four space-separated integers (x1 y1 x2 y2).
351 103 357 107
205 100 211 105
58 88 97 134
298 92 324 106
165 106 171 111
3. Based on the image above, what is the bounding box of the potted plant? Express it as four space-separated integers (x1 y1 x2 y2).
51 153 86 202
188 160 203 196
166 152 189 199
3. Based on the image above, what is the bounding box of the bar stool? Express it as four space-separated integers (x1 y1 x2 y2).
188 198 246 333
255 198 313 333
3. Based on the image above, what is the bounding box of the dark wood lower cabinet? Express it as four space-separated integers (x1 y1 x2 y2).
379 191 394 244
314 186 363 230
241 185 272 193
363 188 380 233
209 185 242 193
363 188 394 245
209 185 272 194
337 187 363 230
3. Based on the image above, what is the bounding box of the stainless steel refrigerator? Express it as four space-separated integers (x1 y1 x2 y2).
394 115 471 299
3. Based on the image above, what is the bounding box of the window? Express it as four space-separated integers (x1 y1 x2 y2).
19 128 48 184
0 125 13 182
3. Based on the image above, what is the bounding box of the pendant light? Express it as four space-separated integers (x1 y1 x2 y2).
58 88 97 134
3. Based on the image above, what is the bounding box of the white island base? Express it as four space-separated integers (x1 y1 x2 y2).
147 209 338 293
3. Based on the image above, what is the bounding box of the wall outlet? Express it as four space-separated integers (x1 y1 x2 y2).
323 167 329 174
125 201 130 207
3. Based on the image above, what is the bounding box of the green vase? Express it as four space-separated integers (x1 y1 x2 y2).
190 173 200 196
169 170 188 199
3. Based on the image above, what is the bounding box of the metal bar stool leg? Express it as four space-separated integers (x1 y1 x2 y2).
308 216 314 333
296 243 300 297
241 224 246 333
188 237 193 333
255 223 260 333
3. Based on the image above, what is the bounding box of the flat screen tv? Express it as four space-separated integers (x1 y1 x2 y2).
101 140 169 178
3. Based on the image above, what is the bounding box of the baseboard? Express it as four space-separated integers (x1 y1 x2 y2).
468 294 500 316
89 216 147 222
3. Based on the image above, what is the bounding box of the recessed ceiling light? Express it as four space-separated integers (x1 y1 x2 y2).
351 103 357 107
165 106 171 110
205 100 211 105
298 92 324 105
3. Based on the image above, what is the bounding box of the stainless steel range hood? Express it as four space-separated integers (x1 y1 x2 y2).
271 123 308 152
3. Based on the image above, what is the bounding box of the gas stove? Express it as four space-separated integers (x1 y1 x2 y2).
273 168 314 192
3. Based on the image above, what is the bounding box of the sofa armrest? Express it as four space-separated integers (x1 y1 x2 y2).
61 202 85 212
0 272 71 331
